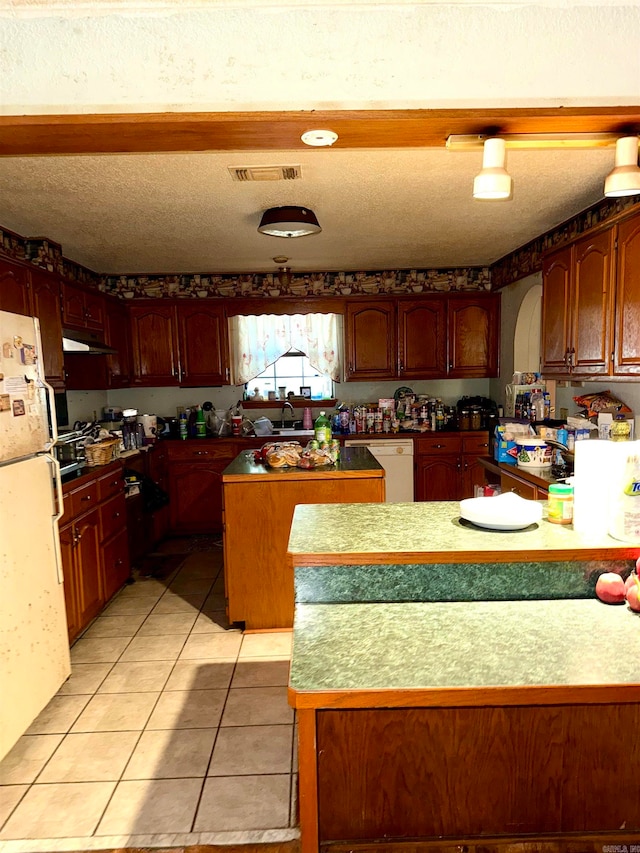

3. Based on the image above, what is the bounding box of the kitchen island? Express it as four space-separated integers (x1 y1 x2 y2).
287 501 640 853
221 446 384 630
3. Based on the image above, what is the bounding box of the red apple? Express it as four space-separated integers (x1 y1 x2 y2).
636 555 640 573
595 572 626 604
626 585 640 612
625 572 638 593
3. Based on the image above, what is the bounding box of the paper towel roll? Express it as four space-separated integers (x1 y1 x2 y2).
572 439 634 535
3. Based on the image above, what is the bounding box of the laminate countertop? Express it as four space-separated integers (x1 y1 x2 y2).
221 445 384 481
289 599 640 707
287 500 638 565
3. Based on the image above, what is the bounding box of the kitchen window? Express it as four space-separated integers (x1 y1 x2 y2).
228 313 342 392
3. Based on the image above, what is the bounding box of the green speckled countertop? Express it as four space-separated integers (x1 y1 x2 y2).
222 445 383 479
288 501 637 565
289 599 640 700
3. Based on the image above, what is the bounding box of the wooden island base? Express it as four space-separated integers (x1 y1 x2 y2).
296 700 640 852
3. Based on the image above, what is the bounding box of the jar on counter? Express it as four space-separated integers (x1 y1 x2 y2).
470 406 482 431
459 408 471 431
547 483 574 525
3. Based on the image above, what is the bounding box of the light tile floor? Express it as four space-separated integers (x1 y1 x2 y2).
0 542 299 853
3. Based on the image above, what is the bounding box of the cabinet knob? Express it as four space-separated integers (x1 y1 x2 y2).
434 443 445 448
113 512 120 519
81 495 92 502
195 450 209 456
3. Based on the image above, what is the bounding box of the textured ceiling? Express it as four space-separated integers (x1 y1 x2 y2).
0 0 638 275
0 147 614 274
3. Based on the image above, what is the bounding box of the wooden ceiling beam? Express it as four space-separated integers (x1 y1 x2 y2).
0 107 639 156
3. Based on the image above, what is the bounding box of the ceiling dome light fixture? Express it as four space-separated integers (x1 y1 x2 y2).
301 129 338 147
258 206 322 237
604 136 640 198
473 137 513 200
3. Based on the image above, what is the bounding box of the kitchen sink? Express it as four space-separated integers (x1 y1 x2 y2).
270 428 315 437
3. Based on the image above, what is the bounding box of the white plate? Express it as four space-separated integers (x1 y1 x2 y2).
459 492 542 531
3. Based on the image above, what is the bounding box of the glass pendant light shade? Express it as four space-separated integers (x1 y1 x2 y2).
257 206 322 237
473 138 513 200
604 136 640 198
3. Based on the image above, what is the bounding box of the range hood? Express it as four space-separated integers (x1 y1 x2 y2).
62 329 117 355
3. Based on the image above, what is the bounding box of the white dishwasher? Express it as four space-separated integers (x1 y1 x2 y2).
344 438 414 502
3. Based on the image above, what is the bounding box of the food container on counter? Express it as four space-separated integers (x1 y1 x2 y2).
516 437 553 469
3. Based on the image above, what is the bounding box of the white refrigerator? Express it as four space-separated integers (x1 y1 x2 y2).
0 310 71 762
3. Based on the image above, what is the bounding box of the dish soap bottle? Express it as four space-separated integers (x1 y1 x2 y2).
314 410 331 444
609 452 640 542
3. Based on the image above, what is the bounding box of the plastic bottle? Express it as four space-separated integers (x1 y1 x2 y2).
609 453 640 542
195 405 206 438
547 483 574 525
179 412 188 440
314 410 331 444
611 413 631 442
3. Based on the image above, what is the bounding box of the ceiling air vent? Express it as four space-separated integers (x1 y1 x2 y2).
228 165 302 182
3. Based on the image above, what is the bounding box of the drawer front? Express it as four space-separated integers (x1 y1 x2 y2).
500 473 537 500
99 492 127 542
414 435 461 455
59 491 74 526
462 433 490 455
167 440 236 462
69 480 99 519
97 466 124 502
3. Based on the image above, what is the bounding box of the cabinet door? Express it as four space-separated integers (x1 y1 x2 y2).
500 471 537 500
62 283 88 328
178 301 229 386
571 228 614 376
130 303 180 386
30 268 65 390
461 433 491 499
541 246 572 375
59 522 81 642
102 528 131 602
415 455 461 501
0 258 31 316
84 290 105 332
397 299 446 379
344 300 396 380
447 295 499 378
614 213 640 376
105 299 132 387
74 508 104 627
169 463 224 534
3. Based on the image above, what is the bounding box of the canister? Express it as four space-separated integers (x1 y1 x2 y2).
547 483 574 524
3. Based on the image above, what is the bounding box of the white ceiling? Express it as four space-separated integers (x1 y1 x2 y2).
0 1 638 276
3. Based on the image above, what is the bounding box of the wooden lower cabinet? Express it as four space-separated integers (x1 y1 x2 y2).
60 461 130 642
305 702 640 847
415 432 489 501
167 440 238 535
59 507 103 641
500 467 549 500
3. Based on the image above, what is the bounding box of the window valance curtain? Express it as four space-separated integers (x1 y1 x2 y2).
229 313 342 385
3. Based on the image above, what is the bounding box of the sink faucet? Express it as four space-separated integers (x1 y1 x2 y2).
281 401 295 428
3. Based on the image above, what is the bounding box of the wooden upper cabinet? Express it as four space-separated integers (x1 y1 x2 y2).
344 300 397 380
177 301 229 386
447 294 500 378
30 268 65 390
0 258 31 316
62 282 105 332
541 228 614 378
541 245 572 375
397 298 446 379
613 214 640 376
105 298 131 387
130 303 180 386
571 228 614 376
